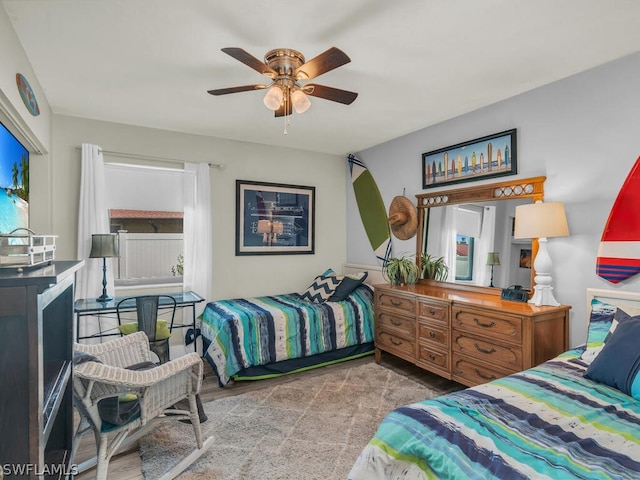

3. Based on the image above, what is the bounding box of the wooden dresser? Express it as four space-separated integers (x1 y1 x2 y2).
374 282 570 387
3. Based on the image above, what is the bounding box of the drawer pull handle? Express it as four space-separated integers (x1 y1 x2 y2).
390 299 403 307
429 353 436 361
390 338 403 346
390 319 403 326
429 331 436 338
473 318 496 328
474 343 496 355
474 369 497 381
429 308 436 315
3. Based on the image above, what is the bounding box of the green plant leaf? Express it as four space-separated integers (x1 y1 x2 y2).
383 255 419 285
420 254 449 281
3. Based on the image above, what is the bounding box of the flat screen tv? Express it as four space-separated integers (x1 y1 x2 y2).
0 120 29 234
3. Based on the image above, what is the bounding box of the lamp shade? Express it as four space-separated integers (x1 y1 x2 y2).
89 233 119 258
263 86 284 110
257 220 271 234
513 202 569 239
291 89 311 114
272 221 284 235
486 252 501 266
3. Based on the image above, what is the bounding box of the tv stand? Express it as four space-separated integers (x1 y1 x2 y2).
0 261 83 479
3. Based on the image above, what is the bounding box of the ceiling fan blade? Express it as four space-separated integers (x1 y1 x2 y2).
221 47 277 78
274 101 292 117
207 84 267 96
304 84 358 105
294 47 351 80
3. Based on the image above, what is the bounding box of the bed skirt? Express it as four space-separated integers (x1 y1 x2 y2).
230 342 374 381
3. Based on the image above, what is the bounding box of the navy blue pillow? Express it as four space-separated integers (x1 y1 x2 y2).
585 315 640 398
328 272 368 302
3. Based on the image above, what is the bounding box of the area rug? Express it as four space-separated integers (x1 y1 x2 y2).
140 361 451 480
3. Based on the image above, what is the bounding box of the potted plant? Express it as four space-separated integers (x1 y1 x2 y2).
383 255 420 286
420 253 449 281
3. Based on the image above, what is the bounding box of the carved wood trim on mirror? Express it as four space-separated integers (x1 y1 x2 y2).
415 176 546 296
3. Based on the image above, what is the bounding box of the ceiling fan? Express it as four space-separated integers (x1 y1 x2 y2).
207 47 358 117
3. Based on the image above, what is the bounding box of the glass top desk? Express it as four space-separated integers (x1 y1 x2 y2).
74 290 205 352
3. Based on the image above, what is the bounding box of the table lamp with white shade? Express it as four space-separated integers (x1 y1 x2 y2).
513 201 569 306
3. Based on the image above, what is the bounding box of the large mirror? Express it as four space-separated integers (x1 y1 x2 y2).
415 176 545 292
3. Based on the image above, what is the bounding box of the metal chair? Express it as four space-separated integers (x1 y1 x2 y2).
72 332 214 480
116 295 177 364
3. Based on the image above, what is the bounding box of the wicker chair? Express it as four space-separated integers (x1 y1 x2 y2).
72 332 213 480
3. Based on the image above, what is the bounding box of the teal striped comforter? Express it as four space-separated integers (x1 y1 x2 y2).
200 285 374 385
349 349 640 480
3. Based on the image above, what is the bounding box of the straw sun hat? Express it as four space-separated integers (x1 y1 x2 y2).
388 196 418 240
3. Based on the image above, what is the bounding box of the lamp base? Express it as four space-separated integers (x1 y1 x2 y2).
96 257 112 303
528 285 560 307
96 294 112 303
528 237 560 307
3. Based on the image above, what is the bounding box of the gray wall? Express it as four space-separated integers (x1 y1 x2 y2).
0 6 50 152
348 52 640 348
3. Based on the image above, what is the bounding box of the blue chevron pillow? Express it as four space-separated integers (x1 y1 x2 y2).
300 273 341 303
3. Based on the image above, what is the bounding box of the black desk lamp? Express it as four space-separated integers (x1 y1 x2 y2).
486 252 500 288
89 233 119 302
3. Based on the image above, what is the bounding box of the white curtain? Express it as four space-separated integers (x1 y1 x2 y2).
441 205 457 281
76 144 114 340
183 162 212 316
475 206 497 286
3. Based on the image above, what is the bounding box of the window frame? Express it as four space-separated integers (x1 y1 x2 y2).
455 234 475 281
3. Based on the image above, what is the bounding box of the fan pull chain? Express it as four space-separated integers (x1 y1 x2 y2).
283 90 289 135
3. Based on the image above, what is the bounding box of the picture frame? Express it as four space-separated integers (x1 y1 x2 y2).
519 248 532 269
422 129 517 189
236 180 315 256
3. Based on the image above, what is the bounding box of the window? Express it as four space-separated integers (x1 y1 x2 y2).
104 163 184 286
455 235 474 281
455 205 482 282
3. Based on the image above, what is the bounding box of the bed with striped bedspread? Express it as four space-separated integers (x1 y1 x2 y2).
200 284 374 386
349 348 640 480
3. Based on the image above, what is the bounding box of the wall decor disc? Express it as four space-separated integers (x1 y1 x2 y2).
16 73 40 116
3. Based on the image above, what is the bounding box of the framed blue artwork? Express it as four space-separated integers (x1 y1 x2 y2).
236 180 315 255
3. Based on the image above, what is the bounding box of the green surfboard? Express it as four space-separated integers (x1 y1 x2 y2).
348 154 391 264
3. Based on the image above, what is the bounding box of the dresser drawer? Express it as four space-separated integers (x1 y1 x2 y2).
376 291 416 315
417 344 449 371
377 311 414 336
418 301 448 324
452 354 513 386
452 332 522 370
376 330 415 359
418 321 449 349
452 306 522 343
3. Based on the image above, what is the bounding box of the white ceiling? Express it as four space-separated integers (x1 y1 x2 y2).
3 0 640 156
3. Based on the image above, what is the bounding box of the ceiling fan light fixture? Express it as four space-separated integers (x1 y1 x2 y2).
291 89 311 114
209 47 357 119
263 86 283 110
